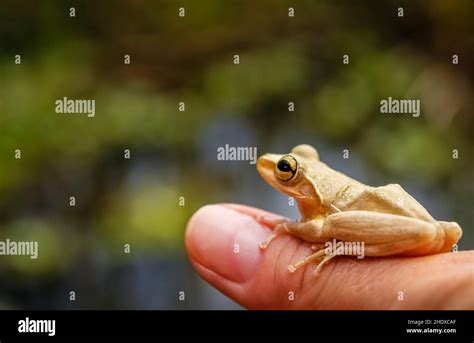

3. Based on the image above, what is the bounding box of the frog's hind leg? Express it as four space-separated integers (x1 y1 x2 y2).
324 211 446 255
438 221 462 252
314 253 337 276
362 221 461 256
288 248 338 276
288 248 326 273
310 243 326 251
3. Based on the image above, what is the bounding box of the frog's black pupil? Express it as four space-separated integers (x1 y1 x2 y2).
278 159 292 172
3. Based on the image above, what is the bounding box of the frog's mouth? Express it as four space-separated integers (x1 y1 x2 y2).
256 153 279 182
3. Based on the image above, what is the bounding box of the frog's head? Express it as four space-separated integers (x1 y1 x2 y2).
257 144 321 201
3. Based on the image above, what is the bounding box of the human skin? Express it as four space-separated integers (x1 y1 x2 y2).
185 203 474 309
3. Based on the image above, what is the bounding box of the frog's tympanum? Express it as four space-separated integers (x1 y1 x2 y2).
257 144 463 275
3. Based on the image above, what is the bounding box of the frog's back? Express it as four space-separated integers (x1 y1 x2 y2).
307 160 435 222
308 161 365 208
333 183 436 223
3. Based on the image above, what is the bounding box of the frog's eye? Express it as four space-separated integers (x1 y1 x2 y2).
275 155 298 182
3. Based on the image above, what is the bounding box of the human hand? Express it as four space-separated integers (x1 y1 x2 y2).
185 204 474 309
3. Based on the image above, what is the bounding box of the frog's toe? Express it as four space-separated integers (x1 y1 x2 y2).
310 243 325 251
257 215 289 228
314 254 337 275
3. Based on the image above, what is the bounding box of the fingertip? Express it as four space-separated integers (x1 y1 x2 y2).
185 204 268 284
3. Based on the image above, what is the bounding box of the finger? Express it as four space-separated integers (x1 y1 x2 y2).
185 204 474 309
219 203 289 228
219 203 288 221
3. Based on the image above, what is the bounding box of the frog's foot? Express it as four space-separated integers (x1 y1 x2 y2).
257 215 289 229
313 253 337 276
259 223 289 250
310 243 325 251
288 248 326 273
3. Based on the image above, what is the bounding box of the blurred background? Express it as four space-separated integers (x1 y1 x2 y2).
0 0 473 309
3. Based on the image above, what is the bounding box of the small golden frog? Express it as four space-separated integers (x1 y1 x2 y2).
257 144 463 275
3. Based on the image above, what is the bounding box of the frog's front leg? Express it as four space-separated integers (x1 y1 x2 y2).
259 217 328 250
258 223 289 249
